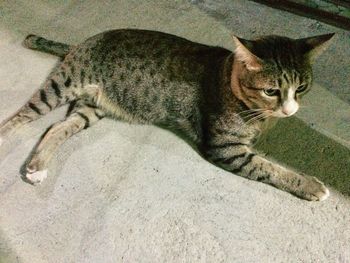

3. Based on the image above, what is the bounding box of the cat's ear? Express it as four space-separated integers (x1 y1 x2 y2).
232 36 263 71
298 33 335 62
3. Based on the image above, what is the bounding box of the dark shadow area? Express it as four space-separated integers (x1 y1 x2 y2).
255 116 350 196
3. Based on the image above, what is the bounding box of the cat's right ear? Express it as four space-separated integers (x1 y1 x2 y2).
298 33 335 62
232 36 263 71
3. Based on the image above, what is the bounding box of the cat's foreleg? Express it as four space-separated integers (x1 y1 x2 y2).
24 102 105 184
206 144 329 201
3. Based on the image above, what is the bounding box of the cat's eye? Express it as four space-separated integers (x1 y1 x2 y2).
296 84 307 93
263 88 280 96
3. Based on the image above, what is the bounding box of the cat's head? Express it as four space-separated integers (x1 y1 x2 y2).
231 33 334 118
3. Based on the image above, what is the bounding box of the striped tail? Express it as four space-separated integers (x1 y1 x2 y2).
23 34 72 57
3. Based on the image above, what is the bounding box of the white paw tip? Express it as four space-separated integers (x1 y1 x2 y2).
0 137 3 147
26 169 48 184
319 188 330 201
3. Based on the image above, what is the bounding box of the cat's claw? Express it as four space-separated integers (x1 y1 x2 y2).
318 187 330 201
25 169 47 184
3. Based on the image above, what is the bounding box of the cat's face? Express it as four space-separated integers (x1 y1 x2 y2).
232 33 334 119
236 60 312 118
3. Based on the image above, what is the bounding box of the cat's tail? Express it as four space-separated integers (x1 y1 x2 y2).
23 34 73 57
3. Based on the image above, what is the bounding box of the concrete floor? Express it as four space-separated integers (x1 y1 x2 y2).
0 0 349 262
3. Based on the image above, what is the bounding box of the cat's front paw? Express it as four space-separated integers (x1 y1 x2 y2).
295 175 329 201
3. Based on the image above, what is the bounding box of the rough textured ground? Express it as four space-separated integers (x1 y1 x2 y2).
0 0 349 262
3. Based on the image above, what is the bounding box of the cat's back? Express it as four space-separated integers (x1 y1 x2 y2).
83 29 212 55
65 29 230 125
77 29 229 77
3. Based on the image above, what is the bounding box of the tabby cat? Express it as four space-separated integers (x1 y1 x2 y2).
0 29 334 201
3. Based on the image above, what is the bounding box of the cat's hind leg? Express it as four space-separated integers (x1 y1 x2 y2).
0 73 77 146
24 101 105 184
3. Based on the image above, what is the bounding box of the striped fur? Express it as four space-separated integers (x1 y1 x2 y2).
0 29 334 200
23 34 72 57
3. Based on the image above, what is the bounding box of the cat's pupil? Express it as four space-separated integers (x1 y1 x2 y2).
264 88 279 96
296 84 307 93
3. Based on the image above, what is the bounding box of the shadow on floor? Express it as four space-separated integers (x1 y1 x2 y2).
256 117 350 197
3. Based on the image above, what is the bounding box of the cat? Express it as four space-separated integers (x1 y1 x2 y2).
0 29 334 201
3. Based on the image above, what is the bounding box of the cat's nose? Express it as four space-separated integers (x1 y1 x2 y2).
282 101 299 116
282 107 294 116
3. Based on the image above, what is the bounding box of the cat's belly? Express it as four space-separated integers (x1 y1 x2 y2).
101 78 200 125
98 82 203 143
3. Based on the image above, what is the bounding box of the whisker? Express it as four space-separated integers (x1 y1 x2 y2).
235 108 268 121
245 114 264 126
241 111 262 119
234 108 274 133
237 108 265 114
245 110 272 126
247 116 268 126
235 109 267 117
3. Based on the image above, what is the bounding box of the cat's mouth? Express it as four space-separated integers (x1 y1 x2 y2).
272 107 299 118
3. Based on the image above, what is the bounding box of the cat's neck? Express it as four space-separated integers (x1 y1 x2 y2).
230 57 250 108
225 56 276 128
221 53 234 88
220 54 250 114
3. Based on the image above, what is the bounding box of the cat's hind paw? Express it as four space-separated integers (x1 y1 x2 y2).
25 169 47 184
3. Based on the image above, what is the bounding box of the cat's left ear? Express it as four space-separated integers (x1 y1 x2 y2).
232 35 263 71
298 33 335 62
